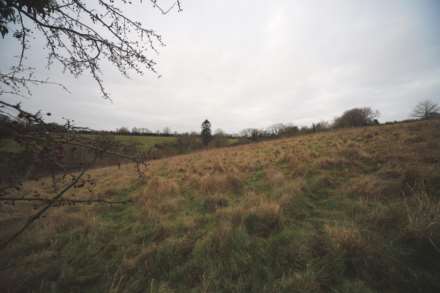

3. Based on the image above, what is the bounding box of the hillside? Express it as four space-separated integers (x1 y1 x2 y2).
0 134 177 153
1 119 440 292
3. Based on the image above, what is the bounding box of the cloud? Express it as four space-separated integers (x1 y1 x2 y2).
2 0 440 132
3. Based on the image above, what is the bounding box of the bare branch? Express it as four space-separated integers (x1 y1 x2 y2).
0 197 132 205
0 165 89 250
1 0 182 99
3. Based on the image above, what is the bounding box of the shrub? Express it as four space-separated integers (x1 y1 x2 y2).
175 134 202 152
209 135 229 148
334 107 379 128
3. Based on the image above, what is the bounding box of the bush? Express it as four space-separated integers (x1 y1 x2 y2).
334 107 379 128
175 134 202 152
209 135 229 148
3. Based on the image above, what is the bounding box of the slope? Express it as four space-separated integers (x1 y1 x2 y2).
1 119 440 293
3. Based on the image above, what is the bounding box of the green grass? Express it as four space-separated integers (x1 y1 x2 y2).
0 135 176 154
0 138 21 153
112 135 177 152
81 134 177 152
2 119 440 292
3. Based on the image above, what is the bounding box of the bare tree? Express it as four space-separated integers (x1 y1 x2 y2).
240 128 264 141
412 100 440 119
312 121 330 132
0 0 182 99
266 123 287 137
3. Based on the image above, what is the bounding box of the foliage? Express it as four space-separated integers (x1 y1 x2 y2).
201 119 212 146
334 107 380 128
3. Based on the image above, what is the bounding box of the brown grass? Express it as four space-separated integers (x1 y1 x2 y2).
198 174 242 194
346 174 403 200
2 119 440 292
325 223 365 251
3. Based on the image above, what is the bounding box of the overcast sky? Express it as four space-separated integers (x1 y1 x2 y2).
2 0 440 133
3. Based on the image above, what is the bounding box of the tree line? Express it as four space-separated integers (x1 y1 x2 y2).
58 99 438 143
3 100 437 147
232 100 439 142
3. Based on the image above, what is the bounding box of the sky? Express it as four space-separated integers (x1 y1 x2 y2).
1 0 440 133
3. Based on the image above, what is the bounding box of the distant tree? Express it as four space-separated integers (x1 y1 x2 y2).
267 123 286 136
299 126 311 133
201 119 212 146
240 128 264 141
140 128 151 134
240 128 253 138
334 107 379 128
214 128 226 136
279 125 299 137
211 128 229 147
412 100 440 119
46 122 66 132
162 127 171 135
175 134 201 152
313 121 330 132
117 127 130 134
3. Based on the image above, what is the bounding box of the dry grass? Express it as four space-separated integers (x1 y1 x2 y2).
346 174 403 200
1 119 440 292
197 173 242 194
325 223 365 251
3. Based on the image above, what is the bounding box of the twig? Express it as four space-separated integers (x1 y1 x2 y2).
0 197 132 205
0 166 88 250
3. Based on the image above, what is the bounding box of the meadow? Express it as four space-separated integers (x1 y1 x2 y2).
113 135 177 152
1 119 440 292
0 134 177 154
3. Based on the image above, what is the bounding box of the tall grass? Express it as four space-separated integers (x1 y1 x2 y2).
1 119 440 292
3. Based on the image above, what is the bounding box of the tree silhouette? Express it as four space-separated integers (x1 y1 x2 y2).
334 107 379 128
0 0 182 99
412 100 440 119
201 119 212 146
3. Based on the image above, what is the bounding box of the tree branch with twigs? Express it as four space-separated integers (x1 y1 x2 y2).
0 100 148 249
412 100 440 119
1 0 182 99
0 0 182 250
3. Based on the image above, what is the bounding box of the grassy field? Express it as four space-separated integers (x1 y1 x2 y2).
113 135 239 152
113 135 177 152
0 134 238 154
0 134 177 154
1 119 440 292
